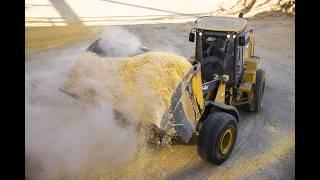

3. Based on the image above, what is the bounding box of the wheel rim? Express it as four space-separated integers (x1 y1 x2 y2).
220 128 234 155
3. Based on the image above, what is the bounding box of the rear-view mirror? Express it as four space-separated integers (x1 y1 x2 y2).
189 32 195 42
239 36 245 46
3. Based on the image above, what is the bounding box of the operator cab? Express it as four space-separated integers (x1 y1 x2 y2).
189 16 247 86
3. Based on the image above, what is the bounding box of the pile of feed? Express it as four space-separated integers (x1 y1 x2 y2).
61 51 192 133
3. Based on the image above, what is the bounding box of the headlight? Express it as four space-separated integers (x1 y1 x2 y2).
232 34 236 38
227 34 231 38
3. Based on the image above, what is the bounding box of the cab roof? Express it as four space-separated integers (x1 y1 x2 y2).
194 16 247 33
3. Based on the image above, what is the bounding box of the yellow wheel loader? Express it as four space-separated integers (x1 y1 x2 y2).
160 15 266 165
61 14 265 165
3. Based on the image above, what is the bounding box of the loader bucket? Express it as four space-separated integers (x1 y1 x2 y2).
160 62 204 143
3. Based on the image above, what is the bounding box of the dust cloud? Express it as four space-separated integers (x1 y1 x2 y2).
25 27 146 179
25 26 192 179
94 26 183 57
95 26 143 57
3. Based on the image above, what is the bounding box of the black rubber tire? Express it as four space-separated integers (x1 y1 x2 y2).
250 69 266 112
241 68 266 112
197 112 238 165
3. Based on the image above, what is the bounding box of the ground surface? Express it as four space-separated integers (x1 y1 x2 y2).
25 13 295 179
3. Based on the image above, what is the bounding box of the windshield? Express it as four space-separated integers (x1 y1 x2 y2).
199 35 235 82
202 36 228 59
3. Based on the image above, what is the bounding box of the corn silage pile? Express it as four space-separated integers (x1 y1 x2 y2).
62 51 192 135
